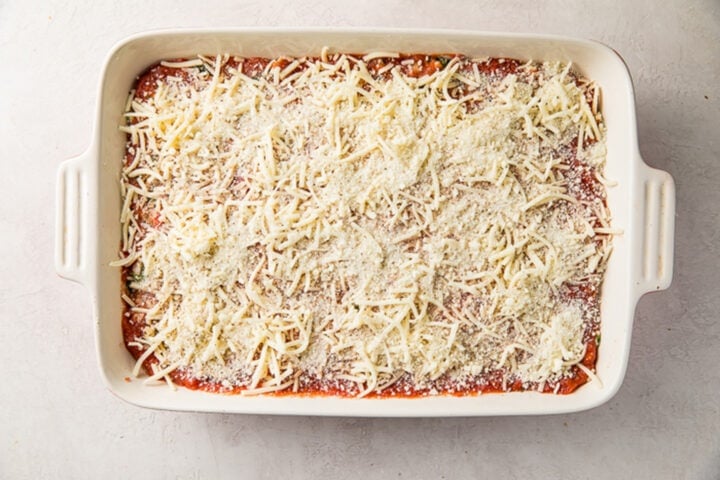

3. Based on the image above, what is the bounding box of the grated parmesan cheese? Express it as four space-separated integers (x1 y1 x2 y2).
116 52 613 396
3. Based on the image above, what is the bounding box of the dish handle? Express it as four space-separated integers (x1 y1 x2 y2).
635 160 675 297
55 150 92 285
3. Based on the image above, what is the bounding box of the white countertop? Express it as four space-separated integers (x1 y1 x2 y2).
2 1 718 478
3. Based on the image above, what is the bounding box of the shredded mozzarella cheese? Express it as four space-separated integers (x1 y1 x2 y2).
116 52 612 396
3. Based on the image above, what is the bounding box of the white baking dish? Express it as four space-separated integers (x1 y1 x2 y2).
55 28 675 416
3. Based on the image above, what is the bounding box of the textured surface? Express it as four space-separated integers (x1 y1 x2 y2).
1 0 718 478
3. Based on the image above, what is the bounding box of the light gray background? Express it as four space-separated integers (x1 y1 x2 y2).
1 0 718 478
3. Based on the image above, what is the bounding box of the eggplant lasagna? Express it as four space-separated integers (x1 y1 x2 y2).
113 50 614 397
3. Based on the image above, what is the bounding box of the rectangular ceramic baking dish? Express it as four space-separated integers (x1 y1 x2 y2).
55 28 675 416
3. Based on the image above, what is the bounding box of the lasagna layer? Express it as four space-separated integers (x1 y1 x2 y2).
114 51 613 397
